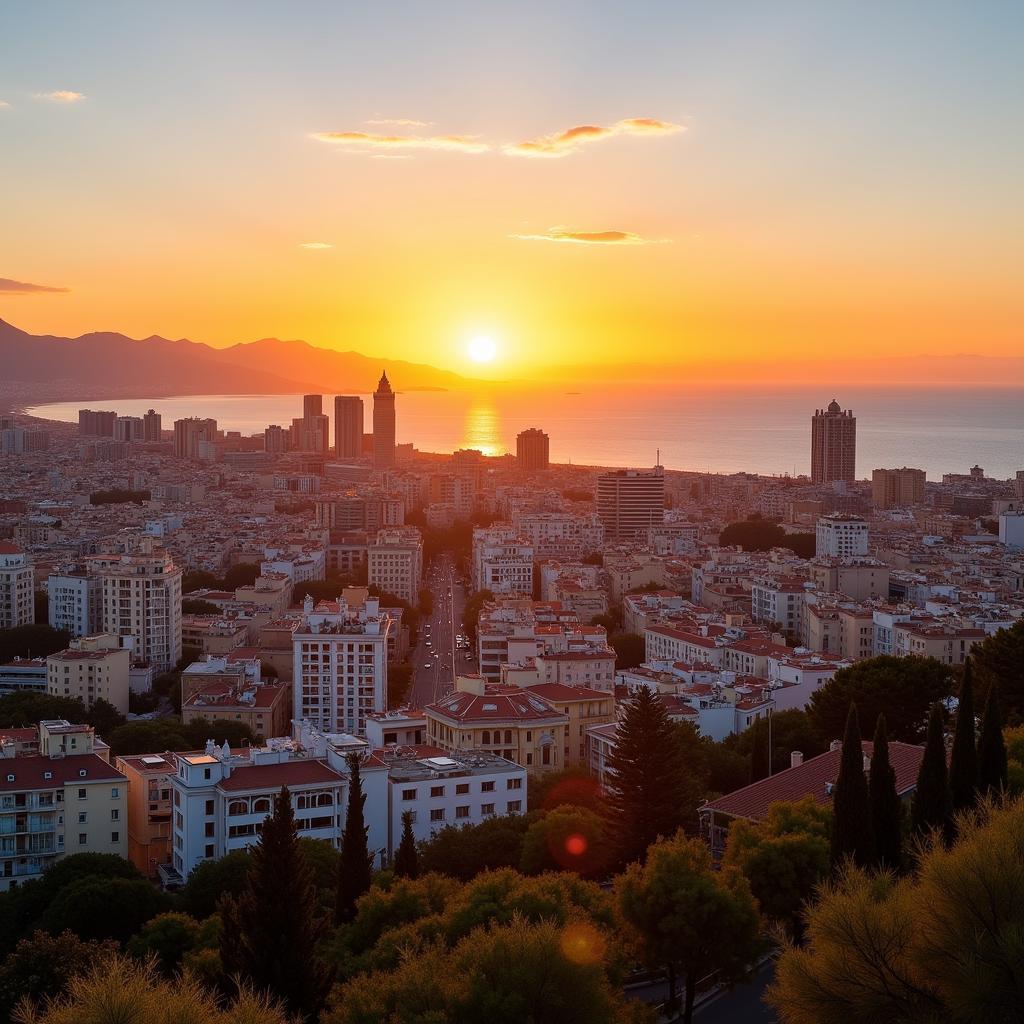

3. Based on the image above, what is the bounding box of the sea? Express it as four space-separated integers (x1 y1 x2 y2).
28 385 1024 481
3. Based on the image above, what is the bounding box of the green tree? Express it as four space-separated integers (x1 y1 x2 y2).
185 850 248 920
519 806 613 879
337 754 374 924
977 684 1008 797
830 704 874 869
127 912 201 974
393 811 419 879
722 798 831 941
418 814 533 880
912 703 952 842
608 632 645 670
618 832 764 1023
84 697 125 736
0 692 87 729
40 877 168 943
949 657 978 811
223 563 260 589
219 787 332 1022
971 619 1024 723
182 598 222 614
869 714 903 872
725 709 826 778
106 719 190 756
386 660 413 707
527 766 605 814
808 655 952 744
750 718 770 782
701 739 751 796
0 624 70 663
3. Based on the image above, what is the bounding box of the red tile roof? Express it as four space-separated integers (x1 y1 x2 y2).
0 754 125 792
218 759 343 792
525 683 611 702
428 691 567 724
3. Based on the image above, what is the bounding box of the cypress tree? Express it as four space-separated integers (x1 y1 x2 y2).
336 752 373 924
605 686 703 866
219 786 332 1022
911 703 952 842
393 809 419 879
830 704 875 869
749 718 770 783
977 684 1008 798
949 658 978 811
869 714 902 872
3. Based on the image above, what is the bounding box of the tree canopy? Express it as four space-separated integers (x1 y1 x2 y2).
970 620 1024 723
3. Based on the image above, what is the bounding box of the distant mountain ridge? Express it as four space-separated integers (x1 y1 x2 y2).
0 318 474 401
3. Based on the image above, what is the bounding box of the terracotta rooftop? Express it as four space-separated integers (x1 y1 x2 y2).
218 759 343 792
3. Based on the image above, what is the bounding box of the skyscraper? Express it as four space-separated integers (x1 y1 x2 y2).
596 466 665 540
334 395 364 459
373 372 396 468
811 399 856 484
303 394 322 419
173 417 218 459
872 467 925 508
142 409 162 442
516 427 550 471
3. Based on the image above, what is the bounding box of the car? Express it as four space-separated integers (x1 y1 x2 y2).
423 662 432 669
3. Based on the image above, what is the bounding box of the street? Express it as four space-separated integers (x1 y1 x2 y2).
626 960 778 1023
408 554 472 709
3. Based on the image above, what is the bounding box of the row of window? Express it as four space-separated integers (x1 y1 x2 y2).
400 777 521 801
409 801 520 823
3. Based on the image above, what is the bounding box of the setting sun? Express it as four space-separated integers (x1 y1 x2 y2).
467 335 498 363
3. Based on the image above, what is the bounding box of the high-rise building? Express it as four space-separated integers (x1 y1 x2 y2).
0 541 34 629
173 417 218 459
516 428 550 471
303 394 322 419
815 514 869 558
48 569 102 636
264 424 290 453
872 467 926 509
596 467 665 540
78 409 117 437
142 409 162 442
373 372 396 469
115 416 144 443
334 395 364 458
811 399 856 484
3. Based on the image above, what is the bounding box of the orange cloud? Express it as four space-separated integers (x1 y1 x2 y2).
510 227 666 245
505 117 683 158
35 90 85 103
311 130 488 153
364 118 433 127
298 242 333 249
0 277 69 293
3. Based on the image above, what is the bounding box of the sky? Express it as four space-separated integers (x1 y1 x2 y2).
1 1 1022 380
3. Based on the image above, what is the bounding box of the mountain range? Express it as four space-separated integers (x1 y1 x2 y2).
0 318 475 403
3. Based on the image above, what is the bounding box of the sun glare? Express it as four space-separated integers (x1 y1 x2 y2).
467 335 498 363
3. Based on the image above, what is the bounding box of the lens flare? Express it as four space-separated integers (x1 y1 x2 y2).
560 921 605 965
564 833 587 857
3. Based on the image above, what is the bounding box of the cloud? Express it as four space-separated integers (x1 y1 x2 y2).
510 227 667 246
35 90 85 103
0 100 10 110
364 118 433 128
311 130 488 154
298 242 333 249
0 277 70 294
504 117 683 158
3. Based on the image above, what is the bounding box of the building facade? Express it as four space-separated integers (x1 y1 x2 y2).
811 399 856 484
515 428 550 471
0 542 34 629
597 467 665 540
334 395 364 459
372 372 396 469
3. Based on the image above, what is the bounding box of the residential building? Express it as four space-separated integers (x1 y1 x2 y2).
809 559 889 601
47 569 102 637
516 428 550 471
264 424 290 453
597 466 665 540
372 372 396 469
182 680 291 739
815 514 869 558
872 467 926 508
116 752 175 878
78 409 117 436
173 417 218 459
999 512 1024 550
471 526 534 595
46 634 131 716
334 396 364 459
0 658 47 697
0 542 34 629
512 512 604 558
367 527 423 604
810 399 856 484
142 409 162 442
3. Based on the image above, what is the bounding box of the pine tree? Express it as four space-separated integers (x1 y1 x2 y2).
949 658 978 811
869 714 902 872
393 810 419 879
336 752 373 924
977 684 1008 798
219 786 332 1022
830 704 875 869
604 686 703 866
912 703 952 842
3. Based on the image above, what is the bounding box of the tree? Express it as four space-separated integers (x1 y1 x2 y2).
869 714 903 872
84 697 125 736
0 624 70 663
127 912 201 974
604 688 704 866
0 691 86 729
14 950 291 1024
617 832 764 1023
749 719 770 782
808 655 952 744
223 563 260 589
725 709 826 778
949 657 978 812
219 787 332 1022
519 806 613 879
768 798 1024 1024
418 814 532 880
182 850 252 918
393 811 419 879
830 705 874 869
722 798 831 941
182 598 222 615
386 660 413 707
977 684 1008 797
912 703 952 842
970 619 1024 723
527 766 605 814
337 754 373 924
40 877 168 943
608 632 645 670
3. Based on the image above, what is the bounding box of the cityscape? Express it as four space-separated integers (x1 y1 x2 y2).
2 4 1024 1024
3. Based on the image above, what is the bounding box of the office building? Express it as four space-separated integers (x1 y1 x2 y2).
811 399 857 484
516 428 550 471
78 409 117 437
367 527 423 604
872 467 926 509
334 396 364 459
142 409 162 442
816 514 869 558
0 542 34 629
372 372 396 469
46 634 131 716
173 417 218 459
596 466 665 540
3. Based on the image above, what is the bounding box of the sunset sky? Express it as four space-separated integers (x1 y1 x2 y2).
1 2 1022 380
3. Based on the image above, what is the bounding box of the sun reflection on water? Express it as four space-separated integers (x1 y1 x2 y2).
460 402 505 456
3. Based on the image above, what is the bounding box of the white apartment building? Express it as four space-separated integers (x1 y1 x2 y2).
511 512 604 559
0 542 34 629
46 634 132 715
471 527 534 595
815 515 869 558
48 570 102 637
0 720 127 892
292 594 395 735
87 540 183 673
999 512 1024 550
750 578 810 635
367 527 423 604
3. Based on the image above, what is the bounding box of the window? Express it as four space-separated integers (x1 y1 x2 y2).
78 833 87 845
507 801 521 813
111 831 120 843
481 803 495 816
402 788 417 801
205 799 215 815
203 769 211 780
110 809 119 821
429 808 445 822
455 805 470 818
506 778 522 790
429 785 444 798
205 822 215 837
481 781 495 792
455 783 470 795
205 844 215 858
110 787 119 798
78 812 87 824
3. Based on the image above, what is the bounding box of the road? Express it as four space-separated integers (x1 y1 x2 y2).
409 554 472 709
626 960 777 1023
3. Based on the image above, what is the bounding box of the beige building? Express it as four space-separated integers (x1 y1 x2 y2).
809 559 890 601
116 751 175 878
872 467 926 509
522 683 614 767
892 623 985 665
46 633 131 715
182 681 291 739
367 527 423 604
1 720 127 891
234 573 291 616
0 541 34 629
804 602 874 661
181 615 249 656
